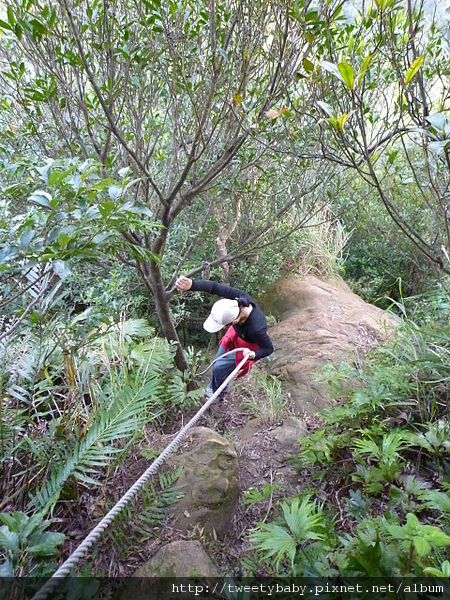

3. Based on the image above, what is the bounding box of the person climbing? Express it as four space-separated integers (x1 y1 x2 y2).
175 276 274 400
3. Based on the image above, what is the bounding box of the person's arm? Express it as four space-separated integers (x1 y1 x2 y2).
191 279 253 302
252 329 274 360
175 276 253 302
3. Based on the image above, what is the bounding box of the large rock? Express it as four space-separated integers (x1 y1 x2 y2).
166 427 240 538
268 416 308 449
123 540 220 599
133 540 220 578
260 274 398 414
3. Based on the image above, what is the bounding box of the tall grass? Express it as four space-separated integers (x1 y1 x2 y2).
294 206 352 277
242 372 291 426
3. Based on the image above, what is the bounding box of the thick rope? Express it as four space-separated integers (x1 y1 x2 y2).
196 347 248 376
31 352 250 600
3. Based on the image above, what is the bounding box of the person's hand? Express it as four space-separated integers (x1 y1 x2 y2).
175 276 193 291
242 348 256 360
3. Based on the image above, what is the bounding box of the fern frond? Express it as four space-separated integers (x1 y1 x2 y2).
122 319 156 340
6 384 31 404
249 524 296 567
282 496 326 542
28 375 162 512
419 490 450 513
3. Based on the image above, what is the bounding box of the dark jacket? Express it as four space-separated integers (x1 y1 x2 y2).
191 279 274 361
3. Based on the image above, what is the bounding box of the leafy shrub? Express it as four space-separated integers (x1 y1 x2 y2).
0 511 65 577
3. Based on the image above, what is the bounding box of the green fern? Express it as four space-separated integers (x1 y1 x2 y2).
419 490 450 513
242 483 281 507
135 468 184 536
28 374 162 512
352 431 409 464
104 467 184 548
408 420 450 454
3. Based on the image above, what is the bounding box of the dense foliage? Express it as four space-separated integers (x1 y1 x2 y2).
0 0 449 589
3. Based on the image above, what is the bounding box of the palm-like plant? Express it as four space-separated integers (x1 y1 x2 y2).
352 431 410 465
28 366 163 513
249 496 326 570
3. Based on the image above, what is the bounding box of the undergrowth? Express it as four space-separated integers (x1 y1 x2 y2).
247 295 450 578
0 309 204 581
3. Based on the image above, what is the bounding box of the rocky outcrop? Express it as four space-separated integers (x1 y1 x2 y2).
124 540 221 599
166 427 240 538
260 274 398 414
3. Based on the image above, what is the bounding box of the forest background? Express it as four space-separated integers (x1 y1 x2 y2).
0 0 450 589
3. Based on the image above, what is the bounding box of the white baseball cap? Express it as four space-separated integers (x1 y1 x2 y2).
203 299 240 333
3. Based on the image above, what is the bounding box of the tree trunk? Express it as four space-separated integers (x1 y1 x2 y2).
141 261 189 372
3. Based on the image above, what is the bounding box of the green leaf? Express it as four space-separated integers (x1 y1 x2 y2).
413 535 431 557
126 204 153 218
7 6 15 28
0 526 19 551
48 165 77 186
420 489 450 512
383 522 407 540
404 55 425 86
90 177 116 191
30 190 52 208
319 60 344 83
92 232 114 245
27 532 65 556
357 54 373 87
336 113 350 132
326 113 350 133
36 161 54 183
420 525 450 547
122 242 161 264
30 17 48 37
52 260 71 280
99 200 116 218
19 229 35 250
423 562 450 577
374 0 396 9
425 113 447 132
338 62 354 90
21 513 50 540
0 19 12 31
405 512 420 532
303 58 314 74
317 101 336 118
249 523 297 567
282 496 325 542
57 232 71 249
108 185 123 201
28 374 162 511
0 512 29 533
48 8 57 28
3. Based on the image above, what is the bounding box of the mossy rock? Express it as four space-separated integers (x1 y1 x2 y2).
166 427 240 538
121 540 220 599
